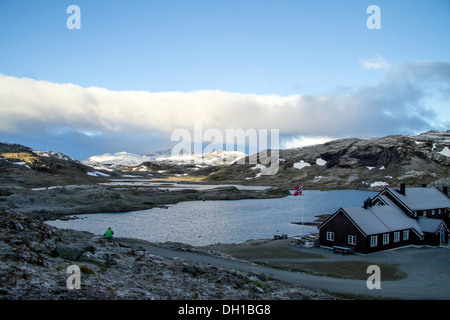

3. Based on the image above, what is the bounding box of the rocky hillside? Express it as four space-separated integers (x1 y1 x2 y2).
206 130 450 190
0 142 289 220
0 209 337 300
0 142 116 188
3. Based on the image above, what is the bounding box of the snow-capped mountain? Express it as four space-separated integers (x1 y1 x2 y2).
82 152 155 171
154 150 247 165
33 150 75 162
82 150 247 171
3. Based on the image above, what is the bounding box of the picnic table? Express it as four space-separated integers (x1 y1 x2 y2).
333 246 355 255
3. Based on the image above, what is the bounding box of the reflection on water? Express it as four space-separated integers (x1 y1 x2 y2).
46 189 376 246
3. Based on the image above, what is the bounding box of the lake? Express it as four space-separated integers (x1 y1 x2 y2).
46 189 376 246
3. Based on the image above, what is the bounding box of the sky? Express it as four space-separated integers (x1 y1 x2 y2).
0 0 449 160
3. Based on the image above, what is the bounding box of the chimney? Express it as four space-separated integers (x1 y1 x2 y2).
422 184 427 188
363 197 372 209
443 185 448 197
400 183 406 195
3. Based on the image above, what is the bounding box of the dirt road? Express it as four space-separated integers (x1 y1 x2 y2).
115 238 450 300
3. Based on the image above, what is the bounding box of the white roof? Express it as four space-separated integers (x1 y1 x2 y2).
386 187 450 211
344 207 390 235
343 197 424 236
417 217 446 233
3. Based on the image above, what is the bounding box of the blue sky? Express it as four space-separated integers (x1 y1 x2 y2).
0 0 449 159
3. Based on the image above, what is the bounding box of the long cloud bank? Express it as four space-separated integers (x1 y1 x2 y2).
1 61 449 146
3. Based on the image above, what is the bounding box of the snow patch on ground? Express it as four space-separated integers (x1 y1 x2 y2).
251 164 266 170
13 161 31 169
293 160 311 170
87 171 110 177
438 147 450 157
316 158 326 166
370 181 389 187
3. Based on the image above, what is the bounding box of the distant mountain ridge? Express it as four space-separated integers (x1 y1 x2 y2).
2 130 449 190
206 130 450 190
82 150 247 171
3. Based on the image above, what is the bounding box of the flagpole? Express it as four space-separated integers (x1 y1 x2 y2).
294 182 304 236
301 185 304 235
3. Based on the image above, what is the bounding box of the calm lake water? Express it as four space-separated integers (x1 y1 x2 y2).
46 189 376 246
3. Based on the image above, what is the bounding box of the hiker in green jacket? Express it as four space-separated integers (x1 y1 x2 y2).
104 227 114 240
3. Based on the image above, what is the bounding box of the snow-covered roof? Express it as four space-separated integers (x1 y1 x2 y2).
344 207 390 235
417 217 447 233
386 187 450 211
343 197 423 236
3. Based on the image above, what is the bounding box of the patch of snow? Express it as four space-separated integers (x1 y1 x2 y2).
87 171 110 177
32 186 61 191
414 141 424 145
379 166 385 170
316 158 326 166
366 166 375 171
370 181 389 187
13 162 31 169
293 160 311 170
251 164 266 170
438 147 450 157
398 170 426 179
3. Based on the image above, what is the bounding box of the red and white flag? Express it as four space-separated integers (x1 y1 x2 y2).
294 183 303 196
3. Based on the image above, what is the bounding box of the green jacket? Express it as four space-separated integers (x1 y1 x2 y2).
104 228 114 238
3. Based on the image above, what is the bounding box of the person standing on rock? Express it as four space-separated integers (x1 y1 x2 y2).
104 227 114 241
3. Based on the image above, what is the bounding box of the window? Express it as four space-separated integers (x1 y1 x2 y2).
431 210 436 216
370 235 378 247
348 235 357 245
383 233 389 245
403 230 409 241
326 232 335 241
394 232 400 242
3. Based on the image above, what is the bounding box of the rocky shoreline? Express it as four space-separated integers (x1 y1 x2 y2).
0 209 341 300
0 184 290 221
1 180 345 300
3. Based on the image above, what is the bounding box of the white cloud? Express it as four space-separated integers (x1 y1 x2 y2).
360 55 391 70
281 136 334 149
0 61 448 146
